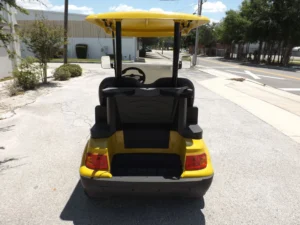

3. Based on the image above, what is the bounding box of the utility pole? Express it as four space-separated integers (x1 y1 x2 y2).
192 0 204 66
63 0 69 64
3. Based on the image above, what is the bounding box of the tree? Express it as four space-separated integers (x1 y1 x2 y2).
270 0 300 66
240 0 278 63
182 24 219 55
181 30 195 49
140 37 159 48
0 0 28 57
20 17 65 83
198 24 217 48
158 37 173 49
221 10 250 59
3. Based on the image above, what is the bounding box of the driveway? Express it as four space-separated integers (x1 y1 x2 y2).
0 64 300 224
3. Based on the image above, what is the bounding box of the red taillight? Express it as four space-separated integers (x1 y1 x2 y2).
85 153 108 170
185 154 207 170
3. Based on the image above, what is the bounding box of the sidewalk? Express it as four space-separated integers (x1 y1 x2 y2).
195 67 300 144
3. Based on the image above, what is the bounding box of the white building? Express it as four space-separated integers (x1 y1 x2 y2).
16 9 138 60
0 4 21 79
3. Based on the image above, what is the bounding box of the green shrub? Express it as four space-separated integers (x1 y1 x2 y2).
13 57 42 90
54 64 82 78
53 67 71 81
65 64 82 77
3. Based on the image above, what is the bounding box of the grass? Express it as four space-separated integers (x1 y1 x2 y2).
0 76 13 82
50 58 133 64
181 55 191 61
50 58 101 63
290 60 300 65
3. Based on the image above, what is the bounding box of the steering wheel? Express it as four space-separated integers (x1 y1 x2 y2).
121 67 146 84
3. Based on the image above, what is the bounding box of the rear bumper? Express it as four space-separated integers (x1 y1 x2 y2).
80 175 213 198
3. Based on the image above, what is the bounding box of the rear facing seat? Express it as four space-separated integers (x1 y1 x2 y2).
92 77 202 146
99 77 195 106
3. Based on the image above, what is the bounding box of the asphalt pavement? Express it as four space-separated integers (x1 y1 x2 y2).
155 50 300 96
0 60 300 224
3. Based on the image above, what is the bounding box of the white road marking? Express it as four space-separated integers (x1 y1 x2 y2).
226 70 285 80
279 88 300 92
256 74 285 80
226 70 247 74
203 66 240 69
244 70 261 79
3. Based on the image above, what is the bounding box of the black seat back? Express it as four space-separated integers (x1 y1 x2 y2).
153 77 195 107
98 77 195 107
99 77 142 106
101 87 191 148
115 95 176 124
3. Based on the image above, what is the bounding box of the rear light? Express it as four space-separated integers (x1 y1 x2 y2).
185 153 207 170
85 153 108 170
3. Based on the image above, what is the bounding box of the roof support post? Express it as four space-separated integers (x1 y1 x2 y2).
115 21 122 79
172 22 181 87
112 31 116 74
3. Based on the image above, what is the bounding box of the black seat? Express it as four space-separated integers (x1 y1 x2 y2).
152 77 195 107
92 85 202 142
99 77 195 106
99 77 142 106
102 86 190 148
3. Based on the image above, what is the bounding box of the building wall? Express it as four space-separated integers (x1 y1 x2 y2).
0 4 21 79
20 37 136 60
0 45 13 79
16 9 137 60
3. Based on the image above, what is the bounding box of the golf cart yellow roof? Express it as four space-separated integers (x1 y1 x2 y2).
85 11 210 37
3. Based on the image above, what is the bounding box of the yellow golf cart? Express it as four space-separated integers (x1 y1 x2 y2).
79 11 214 198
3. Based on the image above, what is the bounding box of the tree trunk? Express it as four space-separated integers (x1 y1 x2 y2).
277 41 282 64
283 44 293 66
43 63 47 83
267 42 273 64
230 43 234 59
246 43 250 59
257 40 263 64
263 42 268 60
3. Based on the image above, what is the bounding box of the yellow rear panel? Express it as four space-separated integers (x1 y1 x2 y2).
80 131 214 178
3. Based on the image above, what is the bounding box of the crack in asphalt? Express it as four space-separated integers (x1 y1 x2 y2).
0 95 39 120
59 102 92 128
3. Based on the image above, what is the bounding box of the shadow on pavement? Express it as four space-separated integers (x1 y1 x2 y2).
210 57 300 72
145 53 164 59
0 125 15 133
60 181 206 225
38 82 62 88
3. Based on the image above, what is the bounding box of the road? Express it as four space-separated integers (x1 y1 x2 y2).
155 50 300 96
0 59 300 224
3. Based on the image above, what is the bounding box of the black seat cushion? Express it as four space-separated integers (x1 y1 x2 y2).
152 78 195 106
99 77 142 106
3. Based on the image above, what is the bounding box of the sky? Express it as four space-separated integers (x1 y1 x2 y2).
17 0 244 23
